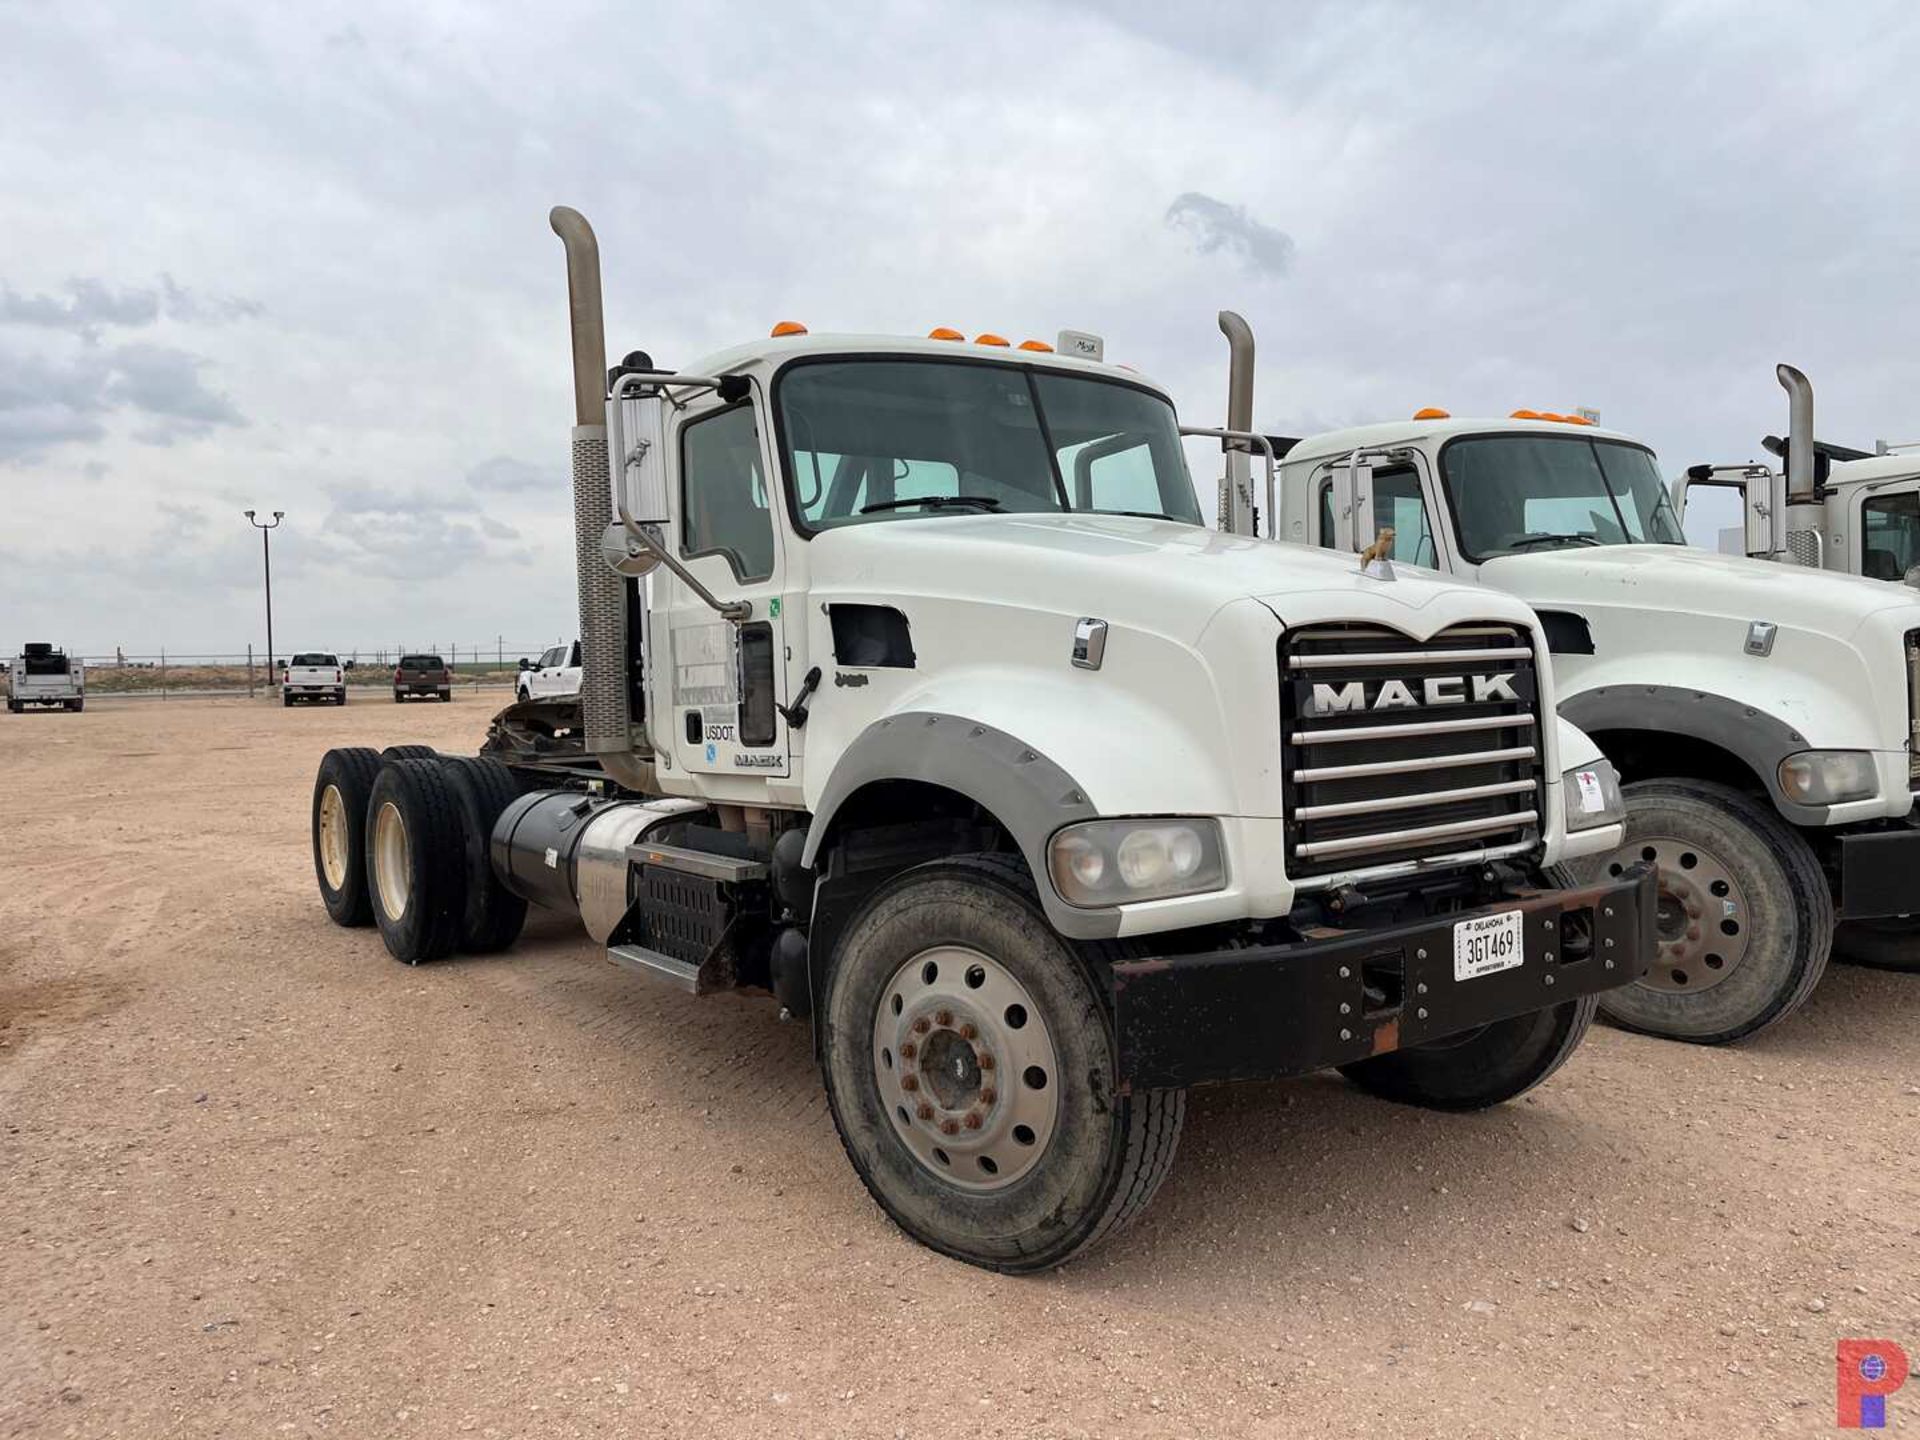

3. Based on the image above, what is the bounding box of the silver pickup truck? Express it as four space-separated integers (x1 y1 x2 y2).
7 643 84 713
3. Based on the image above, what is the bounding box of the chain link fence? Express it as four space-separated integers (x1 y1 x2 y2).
2 642 565 698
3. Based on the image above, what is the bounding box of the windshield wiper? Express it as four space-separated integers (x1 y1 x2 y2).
859 495 1003 514
1088 509 1179 520
1507 532 1603 551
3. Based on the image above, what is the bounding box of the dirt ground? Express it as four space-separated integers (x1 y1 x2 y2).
2 698 1916 1439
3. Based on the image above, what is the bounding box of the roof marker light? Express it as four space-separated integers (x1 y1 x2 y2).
1413 406 1450 420
1018 339 1053 353
1510 409 1542 420
770 321 808 337
1561 413 1596 426
928 326 964 341
975 333 1010 347
1536 411 1568 423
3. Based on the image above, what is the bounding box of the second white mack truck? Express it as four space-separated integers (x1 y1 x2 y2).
1210 313 1920 1044
305 210 1657 1274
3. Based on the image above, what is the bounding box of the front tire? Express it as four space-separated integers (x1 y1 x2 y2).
1568 778 1832 1044
1834 918 1920 972
365 758 466 964
335 689 347 706
313 747 382 926
1341 997 1597 1110
820 856 1184 1273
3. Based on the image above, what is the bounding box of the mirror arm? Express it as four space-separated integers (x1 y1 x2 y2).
1180 426 1276 536
612 484 751 623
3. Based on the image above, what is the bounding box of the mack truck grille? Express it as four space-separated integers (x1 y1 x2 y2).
1280 622 1545 880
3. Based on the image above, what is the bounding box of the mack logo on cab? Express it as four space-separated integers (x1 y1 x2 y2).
1309 672 1520 714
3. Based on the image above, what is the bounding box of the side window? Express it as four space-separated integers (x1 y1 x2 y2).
1313 468 1436 566
681 404 775 583
1862 492 1920 580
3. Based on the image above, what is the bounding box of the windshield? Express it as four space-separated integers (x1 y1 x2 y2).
776 359 1201 530
1441 435 1686 559
292 653 335 666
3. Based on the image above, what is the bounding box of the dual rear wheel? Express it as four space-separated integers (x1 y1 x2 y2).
311 747 527 961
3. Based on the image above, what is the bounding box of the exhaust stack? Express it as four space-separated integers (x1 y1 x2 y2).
1778 363 1816 503
1218 310 1256 535
550 206 651 791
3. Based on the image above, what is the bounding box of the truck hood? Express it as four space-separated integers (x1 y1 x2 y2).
1478 544 1920 641
809 512 1538 641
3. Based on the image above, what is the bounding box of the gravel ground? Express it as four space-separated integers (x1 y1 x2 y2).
3 697 1917 1439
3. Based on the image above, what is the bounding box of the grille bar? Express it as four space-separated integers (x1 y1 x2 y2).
1294 745 1538 784
1280 621 1545 879
1290 646 1533 670
1295 809 1541 861
1294 778 1538 821
1293 713 1536 746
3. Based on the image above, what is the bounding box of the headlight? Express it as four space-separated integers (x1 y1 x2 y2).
1048 818 1226 907
1778 750 1878 805
1560 759 1625 831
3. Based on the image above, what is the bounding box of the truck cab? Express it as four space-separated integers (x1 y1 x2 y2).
308 212 1660 1274
7 643 84 713
1219 312 1920 1039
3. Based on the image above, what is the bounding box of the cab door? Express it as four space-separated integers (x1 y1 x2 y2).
658 395 793 784
1854 483 1920 581
1307 459 1451 572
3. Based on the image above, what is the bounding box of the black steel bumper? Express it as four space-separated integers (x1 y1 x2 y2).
1837 826 1920 919
1111 866 1658 1091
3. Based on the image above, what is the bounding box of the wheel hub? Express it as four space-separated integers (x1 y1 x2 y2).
318 784 350 891
1602 834 1750 993
872 945 1060 1192
372 800 411 924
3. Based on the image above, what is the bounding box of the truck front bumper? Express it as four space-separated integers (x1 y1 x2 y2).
1836 825 1920 919
1111 866 1657 1090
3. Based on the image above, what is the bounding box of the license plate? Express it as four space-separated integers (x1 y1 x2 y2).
1453 910 1525 981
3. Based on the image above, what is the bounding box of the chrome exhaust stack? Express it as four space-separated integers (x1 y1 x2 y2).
551 206 654 791
1778 363 1816 502
1218 310 1256 535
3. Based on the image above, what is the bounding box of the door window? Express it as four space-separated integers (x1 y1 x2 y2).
1862 491 1920 580
681 404 775 582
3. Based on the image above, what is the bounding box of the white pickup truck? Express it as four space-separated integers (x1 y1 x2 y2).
515 641 582 702
7 643 84 713
283 652 346 706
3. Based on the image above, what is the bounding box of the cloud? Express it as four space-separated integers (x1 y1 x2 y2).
1164 192 1295 278
0 350 108 463
0 275 263 339
104 343 245 441
466 455 557 494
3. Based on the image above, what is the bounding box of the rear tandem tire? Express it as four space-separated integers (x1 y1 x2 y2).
365 758 467 964
312 746 383 926
438 756 529 953
382 745 439 761
819 855 1184 1273
1340 997 1598 1111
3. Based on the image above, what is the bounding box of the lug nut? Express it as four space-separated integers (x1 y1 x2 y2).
917 1102 935 1121
959 1023 977 1041
934 1010 953 1027
940 1119 960 1136
901 1075 919 1092
900 1041 917 1060
963 1113 982 1130
980 1086 997 1105
912 1017 931 1035
977 1052 995 1071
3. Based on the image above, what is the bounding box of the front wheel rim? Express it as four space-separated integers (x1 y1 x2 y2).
318 784 350 890
870 945 1061 1192
372 801 411 923
1602 834 1751 993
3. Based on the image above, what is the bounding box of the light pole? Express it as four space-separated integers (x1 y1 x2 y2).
244 509 284 689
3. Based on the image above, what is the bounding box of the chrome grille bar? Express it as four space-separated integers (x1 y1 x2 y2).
1292 713 1536 746
1295 809 1541 860
1293 745 1538 784
1289 646 1532 670
1294 778 1539 821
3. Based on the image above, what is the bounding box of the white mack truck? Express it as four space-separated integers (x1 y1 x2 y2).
1672 364 1920 968
306 209 1657 1273
1210 312 1920 1041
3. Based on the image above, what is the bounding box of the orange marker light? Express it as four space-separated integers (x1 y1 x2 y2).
975 333 1010 347
1018 339 1054 352
1413 406 1451 420
1536 412 1567 423
1561 414 1596 426
928 326 964 341
1510 409 1542 420
770 321 808 337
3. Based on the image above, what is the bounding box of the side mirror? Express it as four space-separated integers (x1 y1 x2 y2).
611 392 670 527
1329 456 1376 553
518 658 532 671
1904 565 1920 590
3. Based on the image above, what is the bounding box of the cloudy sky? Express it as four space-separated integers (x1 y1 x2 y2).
5 0 1920 658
